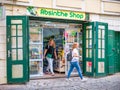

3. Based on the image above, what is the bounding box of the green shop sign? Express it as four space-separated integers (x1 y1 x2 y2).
37 8 86 20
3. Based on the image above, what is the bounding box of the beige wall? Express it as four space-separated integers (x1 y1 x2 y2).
0 18 7 84
85 0 101 13
32 0 52 8
56 0 82 9
103 2 120 13
5 5 26 15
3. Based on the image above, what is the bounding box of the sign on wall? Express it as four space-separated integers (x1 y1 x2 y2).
27 7 86 21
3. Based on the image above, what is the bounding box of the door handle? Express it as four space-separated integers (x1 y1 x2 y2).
112 48 115 51
8 50 11 57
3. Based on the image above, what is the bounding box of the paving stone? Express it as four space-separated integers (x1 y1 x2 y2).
0 74 120 90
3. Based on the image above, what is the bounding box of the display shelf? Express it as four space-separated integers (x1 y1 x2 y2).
54 60 65 73
29 42 43 45
29 21 43 77
30 59 43 61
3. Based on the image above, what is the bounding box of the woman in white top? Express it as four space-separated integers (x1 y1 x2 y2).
67 42 86 81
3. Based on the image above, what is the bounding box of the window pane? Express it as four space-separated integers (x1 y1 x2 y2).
89 30 92 38
30 61 42 75
29 44 42 59
11 25 16 36
11 20 22 24
98 39 101 48
12 65 23 78
98 62 104 73
12 37 16 48
102 40 105 48
89 49 92 58
98 49 101 58
102 30 105 39
102 49 105 58
18 25 22 36
86 49 88 58
86 61 92 72
30 28 42 43
98 30 101 38
89 40 92 48
18 37 23 48
86 40 88 48
18 49 23 60
12 49 16 60
86 30 88 38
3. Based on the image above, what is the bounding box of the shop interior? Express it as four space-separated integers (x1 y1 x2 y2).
29 20 83 78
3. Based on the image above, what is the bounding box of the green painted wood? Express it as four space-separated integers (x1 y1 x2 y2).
95 22 108 77
83 22 95 76
114 32 120 73
108 30 115 74
7 16 29 83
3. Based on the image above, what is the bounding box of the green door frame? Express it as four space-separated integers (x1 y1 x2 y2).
7 16 29 83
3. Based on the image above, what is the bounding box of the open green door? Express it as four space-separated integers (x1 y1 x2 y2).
95 22 108 77
83 22 108 77
83 22 95 76
7 16 29 83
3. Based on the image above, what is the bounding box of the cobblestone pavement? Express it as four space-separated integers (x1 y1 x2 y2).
0 73 120 90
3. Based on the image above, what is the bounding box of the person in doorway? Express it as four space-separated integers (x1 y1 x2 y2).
43 39 57 76
66 42 87 81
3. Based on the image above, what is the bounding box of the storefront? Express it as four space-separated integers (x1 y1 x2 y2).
6 8 108 84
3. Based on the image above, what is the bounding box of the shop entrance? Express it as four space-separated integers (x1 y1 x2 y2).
29 21 83 78
7 16 108 83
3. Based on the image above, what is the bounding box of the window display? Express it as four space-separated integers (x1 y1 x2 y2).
29 21 43 77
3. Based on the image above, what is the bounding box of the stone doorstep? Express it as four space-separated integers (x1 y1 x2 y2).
30 74 79 80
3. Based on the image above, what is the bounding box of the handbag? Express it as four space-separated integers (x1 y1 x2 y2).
43 58 48 66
